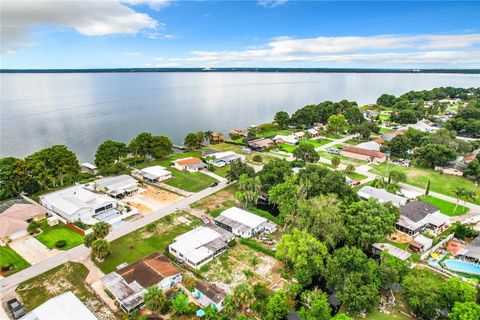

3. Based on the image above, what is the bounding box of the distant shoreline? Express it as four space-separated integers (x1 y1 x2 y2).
1 67 480 74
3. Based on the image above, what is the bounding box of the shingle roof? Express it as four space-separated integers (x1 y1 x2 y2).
195 281 226 304
341 145 386 158
174 157 203 166
400 201 439 222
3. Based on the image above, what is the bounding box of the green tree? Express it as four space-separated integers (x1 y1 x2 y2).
258 158 293 192
332 314 353 320
327 114 348 134
235 174 262 207
325 246 380 315
269 175 307 222
265 290 290 320
94 140 128 168
378 252 410 289
453 222 479 240
289 194 346 249
343 199 399 249
274 111 290 129
391 109 417 124
450 301 480 320
388 169 407 184
464 157 480 184
441 277 477 308
350 122 378 140
233 283 254 312
331 155 340 169
345 164 355 173
183 132 202 150
0 157 27 200
171 293 192 315
298 289 331 320
203 131 213 144
144 285 167 314
91 239 110 261
128 132 153 157
226 160 255 181
453 187 466 214
276 228 328 287
298 165 353 200
402 269 444 319
425 179 431 196
377 94 397 107
84 233 97 248
293 142 320 163
150 135 173 158
414 143 457 168
92 221 111 239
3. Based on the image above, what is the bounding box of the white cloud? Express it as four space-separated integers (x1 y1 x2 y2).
183 33 480 67
122 0 171 11
258 0 288 8
0 0 159 53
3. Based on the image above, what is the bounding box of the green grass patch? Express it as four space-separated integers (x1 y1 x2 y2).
239 238 276 258
305 139 332 148
421 196 469 216
380 127 391 134
0 246 30 276
370 162 480 205
135 151 217 192
210 207 227 218
344 139 362 145
35 222 84 250
213 165 230 178
95 213 201 273
344 171 368 181
257 129 294 138
277 143 297 153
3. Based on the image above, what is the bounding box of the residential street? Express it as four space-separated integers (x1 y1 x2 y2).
0 180 229 295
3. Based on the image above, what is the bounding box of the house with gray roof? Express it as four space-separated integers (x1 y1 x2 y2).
395 201 449 236
456 236 480 264
357 186 407 207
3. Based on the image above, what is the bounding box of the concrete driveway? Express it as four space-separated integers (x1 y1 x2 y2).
9 237 58 265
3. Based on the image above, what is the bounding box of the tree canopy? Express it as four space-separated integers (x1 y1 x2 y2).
94 140 128 168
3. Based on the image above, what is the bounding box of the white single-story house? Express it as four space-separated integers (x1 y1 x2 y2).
92 175 138 198
169 224 234 269
408 118 439 133
172 157 207 173
80 162 98 175
273 134 298 146
209 151 245 167
194 281 227 311
307 128 320 137
132 166 172 183
357 186 408 207
395 201 449 236
21 291 97 320
214 207 272 238
40 185 118 224
409 234 433 252
102 253 182 314
293 131 305 138
372 243 411 261
0 204 46 242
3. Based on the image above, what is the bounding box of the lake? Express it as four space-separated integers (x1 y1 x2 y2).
1 72 479 162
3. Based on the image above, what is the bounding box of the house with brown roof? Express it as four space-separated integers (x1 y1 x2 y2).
0 204 46 242
340 145 387 163
172 157 207 173
211 133 225 143
194 280 227 311
247 137 274 151
101 253 182 314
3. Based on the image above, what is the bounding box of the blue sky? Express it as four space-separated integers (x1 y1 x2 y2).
1 0 479 69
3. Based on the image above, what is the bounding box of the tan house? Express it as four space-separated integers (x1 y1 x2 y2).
0 204 46 242
211 133 224 143
172 157 207 173
340 145 387 163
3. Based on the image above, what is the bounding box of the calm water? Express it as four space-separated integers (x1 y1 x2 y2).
1 72 479 162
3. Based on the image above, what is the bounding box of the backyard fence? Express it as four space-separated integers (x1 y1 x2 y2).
421 233 455 261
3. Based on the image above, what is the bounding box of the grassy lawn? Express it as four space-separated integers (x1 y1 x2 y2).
16 262 117 320
305 138 332 148
35 222 84 250
136 151 217 192
278 143 297 153
344 138 363 145
213 165 230 178
95 212 201 273
256 129 294 138
344 171 368 181
380 127 391 134
0 246 30 276
209 142 275 163
318 150 368 166
379 114 391 121
370 162 480 204
422 196 469 216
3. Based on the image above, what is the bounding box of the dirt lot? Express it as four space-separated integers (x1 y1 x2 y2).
190 184 239 212
388 231 413 244
199 243 287 294
122 184 183 215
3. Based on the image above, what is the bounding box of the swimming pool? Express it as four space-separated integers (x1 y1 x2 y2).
443 259 480 275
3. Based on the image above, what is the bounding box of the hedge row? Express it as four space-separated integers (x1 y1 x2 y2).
239 238 276 258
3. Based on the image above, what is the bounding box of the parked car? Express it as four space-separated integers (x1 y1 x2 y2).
7 298 26 319
210 182 219 187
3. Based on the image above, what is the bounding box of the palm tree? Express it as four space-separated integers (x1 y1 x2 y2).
453 187 466 214
91 239 110 261
331 156 341 169
388 169 407 184
144 285 166 315
462 190 476 207
233 283 254 312
203 131 213 144
92 221 111 239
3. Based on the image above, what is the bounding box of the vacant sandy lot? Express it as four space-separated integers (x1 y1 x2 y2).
122 184 183 215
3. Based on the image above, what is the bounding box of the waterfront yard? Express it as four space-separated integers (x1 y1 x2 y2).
209 142 274 163
0 246 30 276
16 262 117 320
277 139 333 153
35 222 84 250
136 151 218 192
370 162 480 204
95 212 201 273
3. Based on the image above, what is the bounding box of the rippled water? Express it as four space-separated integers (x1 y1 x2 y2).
1 72 479 161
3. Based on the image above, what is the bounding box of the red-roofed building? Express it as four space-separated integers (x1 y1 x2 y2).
0 204 46 242
341 145 387 164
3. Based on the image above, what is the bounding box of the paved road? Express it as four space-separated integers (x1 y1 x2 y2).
0 180 229 295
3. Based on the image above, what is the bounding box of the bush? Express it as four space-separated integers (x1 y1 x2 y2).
55 240 67 248
84 233 97 247
239 238 276 257
228 239 237 248
146 223 156 233
1 264 13 272
252 155 263 163
27 221 39 235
